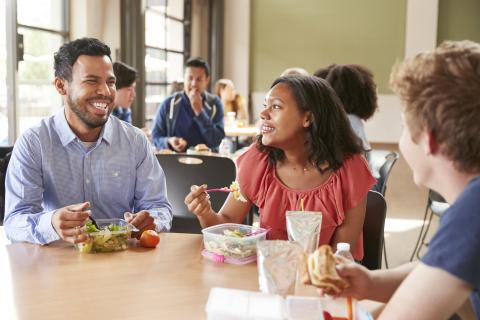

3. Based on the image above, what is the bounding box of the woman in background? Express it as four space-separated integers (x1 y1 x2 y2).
215 79 248 121
314 64 378 153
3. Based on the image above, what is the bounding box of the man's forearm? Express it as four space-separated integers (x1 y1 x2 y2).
4 209 60 244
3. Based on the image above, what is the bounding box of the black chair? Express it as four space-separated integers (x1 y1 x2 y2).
361 190 387 270
370 150 399 196
410 190 449 260
1 146 14 225
156 153 237 233
368 150 399 268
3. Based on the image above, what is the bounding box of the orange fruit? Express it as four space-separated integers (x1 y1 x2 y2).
139 230 160 248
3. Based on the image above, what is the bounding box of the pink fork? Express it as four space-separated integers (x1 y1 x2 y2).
205 187 232 193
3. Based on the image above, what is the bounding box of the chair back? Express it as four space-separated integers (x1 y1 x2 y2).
428 190 449 217
156 154 236 233
1 146 14 225
361 190 387 270
370 150 399 196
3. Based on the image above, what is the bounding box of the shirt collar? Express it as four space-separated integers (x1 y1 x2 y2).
53 109 113 146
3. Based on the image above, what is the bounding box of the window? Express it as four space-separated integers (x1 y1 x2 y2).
16 0 69 136
144 0 189 123
0 2 9 145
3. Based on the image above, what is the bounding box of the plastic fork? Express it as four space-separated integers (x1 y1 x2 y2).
205 187 232 193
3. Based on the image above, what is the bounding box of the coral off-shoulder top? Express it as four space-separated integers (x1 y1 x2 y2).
236 145 376 261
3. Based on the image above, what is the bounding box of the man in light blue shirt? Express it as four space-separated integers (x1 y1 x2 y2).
4 38 172 244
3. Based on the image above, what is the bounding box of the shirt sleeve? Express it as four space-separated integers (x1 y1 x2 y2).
193 96 225 149
4 131 60 244
422 189 480 288
338 154 376 211
132 130 173 232
151 98 171 150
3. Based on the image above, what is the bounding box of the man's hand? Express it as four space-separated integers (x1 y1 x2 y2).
187 89 203 115
124 211 156 239
52 202 91 244
168 137 187 152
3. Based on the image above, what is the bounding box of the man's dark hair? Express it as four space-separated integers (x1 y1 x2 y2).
257 75 363 172
113 62 137 89
314 64 378 120
54 37 112 81
185 57 210 77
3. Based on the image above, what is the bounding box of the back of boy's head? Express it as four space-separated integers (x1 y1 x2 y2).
313 64 378 120
113 62 137 89
390 40 480 173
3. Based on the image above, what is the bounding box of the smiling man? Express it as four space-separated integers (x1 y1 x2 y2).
4 38 172 244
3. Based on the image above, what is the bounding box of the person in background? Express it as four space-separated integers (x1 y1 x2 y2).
314 64 378 153
330 41 480 319
151 57 225 152
185 75 375 261
112 61 137 123
215 78 248 121
4 38 172 244
281 67 309 77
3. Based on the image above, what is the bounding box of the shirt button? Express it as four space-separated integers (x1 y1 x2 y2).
86 179 90 184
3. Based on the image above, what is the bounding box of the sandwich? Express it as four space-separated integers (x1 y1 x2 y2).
301 245 349 295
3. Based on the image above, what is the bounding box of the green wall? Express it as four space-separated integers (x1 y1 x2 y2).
250 0 406 94
437 0 480 44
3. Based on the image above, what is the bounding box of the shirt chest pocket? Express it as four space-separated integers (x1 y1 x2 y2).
100 165 132 201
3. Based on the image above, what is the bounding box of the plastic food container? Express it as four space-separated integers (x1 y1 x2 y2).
76 218 137 253
201 223 269 263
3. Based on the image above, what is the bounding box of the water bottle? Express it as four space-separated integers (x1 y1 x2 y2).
334 242 355 263
219 138 233 155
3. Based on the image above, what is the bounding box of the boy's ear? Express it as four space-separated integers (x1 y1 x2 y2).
54 77 67 95
425 130 439 155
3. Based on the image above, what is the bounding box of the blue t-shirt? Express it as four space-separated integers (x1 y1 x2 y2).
422 176 480 318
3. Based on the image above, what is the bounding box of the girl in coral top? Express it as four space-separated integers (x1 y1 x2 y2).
185 75 375 261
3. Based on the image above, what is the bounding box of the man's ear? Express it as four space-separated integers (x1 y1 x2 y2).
424 130 439 155
54 77 67 95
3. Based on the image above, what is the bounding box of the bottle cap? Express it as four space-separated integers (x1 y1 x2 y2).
337 242 350 251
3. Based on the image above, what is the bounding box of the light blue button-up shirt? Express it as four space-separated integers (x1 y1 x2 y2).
4 110 172 244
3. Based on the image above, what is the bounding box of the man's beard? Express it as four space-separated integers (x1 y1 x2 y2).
67 95 111 129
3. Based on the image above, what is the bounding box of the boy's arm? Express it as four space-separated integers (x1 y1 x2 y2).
379 263 472 320
338 261 416 302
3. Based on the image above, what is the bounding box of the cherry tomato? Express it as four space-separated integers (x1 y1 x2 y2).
139 230 160 248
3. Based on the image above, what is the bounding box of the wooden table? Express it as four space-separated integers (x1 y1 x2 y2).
0 230 383 319
0 233 259 320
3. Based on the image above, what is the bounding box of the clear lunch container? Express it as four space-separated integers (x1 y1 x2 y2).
201 223 269 264
76 218 137 253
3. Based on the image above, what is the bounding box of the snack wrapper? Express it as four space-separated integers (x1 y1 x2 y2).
257 240 303 297
286 211 322 254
